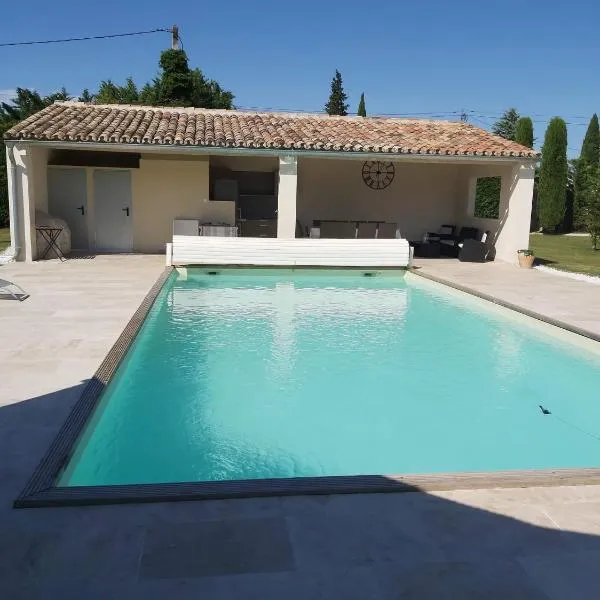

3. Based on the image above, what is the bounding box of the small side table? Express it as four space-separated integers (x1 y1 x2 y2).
35 226 66 261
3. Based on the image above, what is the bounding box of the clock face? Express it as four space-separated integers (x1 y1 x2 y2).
362 161 395 190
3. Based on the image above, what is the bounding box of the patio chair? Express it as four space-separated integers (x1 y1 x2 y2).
440 226 480 257
423 224 456 244
0 278 28 301
357 222 378 238
458 231 492 262
377 222 399 239
319 221 357 238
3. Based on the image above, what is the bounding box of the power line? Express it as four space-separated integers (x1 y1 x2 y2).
234 106 595 126
0 28 172 47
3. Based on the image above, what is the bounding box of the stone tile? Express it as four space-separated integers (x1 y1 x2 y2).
444 485 600 508
139 517 295 579
3 254 600 595
540 502 600 552
376 559 549 600
6 567 382 600
0 524 144 584
519 550 600 600
415 501 571 562
146 496 284 524
414 259 600 339
287 510 445 568
209 566 383 600
543 502 600 534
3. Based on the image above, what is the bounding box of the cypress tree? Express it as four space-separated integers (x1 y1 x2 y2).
574 114 600 228
357 93 366 117
514 117 534 148
325 70 348 116
538 117 568 231
579 114 600 165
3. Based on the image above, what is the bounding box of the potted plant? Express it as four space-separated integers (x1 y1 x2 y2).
517 249 535 268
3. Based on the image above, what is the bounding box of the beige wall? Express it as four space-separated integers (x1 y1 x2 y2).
11 144 533 263
455 163 512 245
456 162 534 263
31 146 49 214
132 155 215 253
297 157 462 241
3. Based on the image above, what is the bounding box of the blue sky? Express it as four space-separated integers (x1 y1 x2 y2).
2 0 599 156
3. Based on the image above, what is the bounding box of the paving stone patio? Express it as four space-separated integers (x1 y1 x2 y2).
414 258 600 339
1 255 600 599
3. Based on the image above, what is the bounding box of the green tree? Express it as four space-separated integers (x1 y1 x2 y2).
357 92 366 117
94 78 139 104
155 49 195 106
325 70 348 116
492 108 520 140
577 163 600 249
52 87 71 102
514 117 534 148
190 69 234 109
139 82 158 105
79 88 94 103
90 50 234 109
0 88 71 227
574 114 600 229
120 77 140 104
95 80 126 104
538 117 568 231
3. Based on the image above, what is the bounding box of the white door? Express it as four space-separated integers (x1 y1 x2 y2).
47 167 88 250
94 170 133 252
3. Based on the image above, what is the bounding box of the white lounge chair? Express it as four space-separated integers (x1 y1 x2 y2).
0 279 28 301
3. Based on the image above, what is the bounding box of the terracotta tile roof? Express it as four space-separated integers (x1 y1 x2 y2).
4 101 539 158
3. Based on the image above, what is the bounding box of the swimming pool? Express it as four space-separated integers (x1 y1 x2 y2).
56 268 600 489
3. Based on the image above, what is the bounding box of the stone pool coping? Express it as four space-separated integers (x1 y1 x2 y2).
15 266 600 508
412 268 600 344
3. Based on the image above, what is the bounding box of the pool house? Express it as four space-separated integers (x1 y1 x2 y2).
5 101 537 266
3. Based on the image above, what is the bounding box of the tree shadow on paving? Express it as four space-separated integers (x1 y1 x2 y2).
1 383 600 599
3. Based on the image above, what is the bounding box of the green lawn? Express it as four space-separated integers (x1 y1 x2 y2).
529 233 600 277
0 228 9 252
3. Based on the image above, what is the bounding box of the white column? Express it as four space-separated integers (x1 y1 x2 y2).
6 144 36 262
13 145 37 262
6 146 19 259
494 163 535 264
277 155 297 239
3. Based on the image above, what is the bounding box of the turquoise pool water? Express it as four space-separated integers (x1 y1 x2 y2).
59 269 600 487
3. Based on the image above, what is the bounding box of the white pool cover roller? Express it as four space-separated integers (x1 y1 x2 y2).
170 235 411 268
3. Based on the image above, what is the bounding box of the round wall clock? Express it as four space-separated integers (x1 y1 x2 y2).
362 161 395 190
